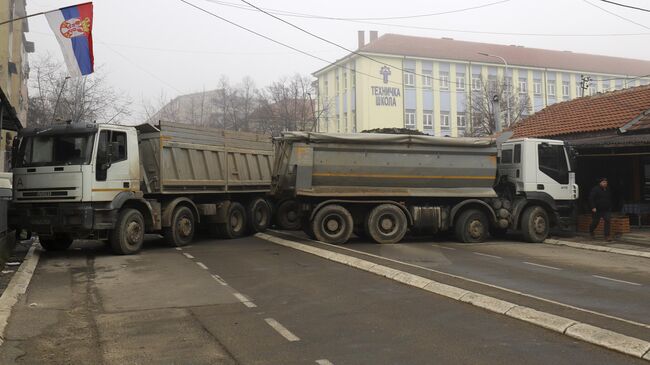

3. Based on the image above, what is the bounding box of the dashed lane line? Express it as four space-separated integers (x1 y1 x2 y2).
593 275 642 287
523 261 562 271
175 247 182 251
264 318 300 342
211 274 228 286
433 245 456 250
473 252 503 259
233 293 257 308
315 360 334 365
182 252 195 259
196 262 209 270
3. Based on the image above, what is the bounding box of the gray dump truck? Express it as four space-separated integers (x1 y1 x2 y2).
9 121 274 254
271 132 578 244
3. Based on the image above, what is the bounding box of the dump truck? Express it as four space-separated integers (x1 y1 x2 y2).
9 121 274 254
271 132 578 244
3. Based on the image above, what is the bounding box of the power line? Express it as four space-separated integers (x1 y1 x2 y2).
208 0 510 21
206 0 650 37
599 0 650 12
583 0 650 31
178 0 447 93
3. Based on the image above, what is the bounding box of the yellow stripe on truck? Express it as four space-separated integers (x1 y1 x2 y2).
91 188 134 192
312 172 495 180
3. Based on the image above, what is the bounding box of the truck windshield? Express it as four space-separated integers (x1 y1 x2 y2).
15 133 95 167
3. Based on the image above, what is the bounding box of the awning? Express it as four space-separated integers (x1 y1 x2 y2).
568 131 650 149
0 87 22 131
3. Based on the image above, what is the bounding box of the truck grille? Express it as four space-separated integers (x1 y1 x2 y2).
16 187 77 201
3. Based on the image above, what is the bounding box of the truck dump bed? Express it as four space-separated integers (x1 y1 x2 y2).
273 132 498 198
139 121 273 194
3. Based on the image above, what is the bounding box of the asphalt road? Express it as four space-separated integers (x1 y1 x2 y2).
0 234 646 364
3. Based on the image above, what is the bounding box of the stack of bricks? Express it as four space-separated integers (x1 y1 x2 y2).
577 214 631 237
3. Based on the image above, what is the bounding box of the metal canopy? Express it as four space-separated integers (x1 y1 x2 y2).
0 87 22 132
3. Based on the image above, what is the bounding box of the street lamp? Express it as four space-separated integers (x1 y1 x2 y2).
478 52 510 132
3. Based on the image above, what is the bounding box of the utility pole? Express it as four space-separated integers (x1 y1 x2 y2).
52 76 70 123
492 94 501 133
478 52 510 129
580 75 592 97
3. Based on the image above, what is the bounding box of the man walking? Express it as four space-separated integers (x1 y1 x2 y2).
589 177 612 241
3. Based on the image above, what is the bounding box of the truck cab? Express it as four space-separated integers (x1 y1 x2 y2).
498 138 578 230
10 122 142 249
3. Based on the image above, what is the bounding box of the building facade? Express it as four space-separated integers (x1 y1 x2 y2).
313 32 650 136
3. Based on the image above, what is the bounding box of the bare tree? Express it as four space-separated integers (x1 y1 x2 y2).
254 74 314 134
28 54 132 126
465 76 530 137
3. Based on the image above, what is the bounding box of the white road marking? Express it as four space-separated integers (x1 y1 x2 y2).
264 318 300 342
211 274 228 286
316 360 334 365
473 252 502 259
592 275 642 286
523 261 562 271
196 262 208 270
233 293 257 308
175 247 182 251
182 253 195 259
266 230 650 330
433 245 456 250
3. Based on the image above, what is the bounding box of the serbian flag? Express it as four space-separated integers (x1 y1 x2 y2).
45 2 94 77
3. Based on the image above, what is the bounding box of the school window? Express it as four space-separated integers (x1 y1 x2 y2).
440 112 450 128
562 82 570 97
439 71 449 90
343 72 347 91
323 80 328 96
533 80 542 95
423 113 433 131
456 75 466 91
548 82 556 96
351 71 356 87
601 81 609 91
404 72 415 87
457 113 467 128
343 112 348 132
423 74 432 87
488 76 497 91
472 76 481 91
405 111 416 129
504 77 512 91
335 74 340 94
519 78 527 94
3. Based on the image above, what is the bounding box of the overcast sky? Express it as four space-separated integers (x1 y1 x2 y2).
25 0 650 123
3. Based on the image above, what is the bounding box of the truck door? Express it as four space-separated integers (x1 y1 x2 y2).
536 143 571 200
92 129 132 201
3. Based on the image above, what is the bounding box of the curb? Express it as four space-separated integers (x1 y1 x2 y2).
256 232 650 360
0 242 40 346
545 238 650 259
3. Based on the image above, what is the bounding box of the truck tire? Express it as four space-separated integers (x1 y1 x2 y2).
110 209 145 255
276 200 301 230
301 216 316 239
164 206 195 247
365 204 408 244
454 209 488 243
247 198 271 233
521 206 550 243
39 235 73 251
217 202 247 239
311 204 353 244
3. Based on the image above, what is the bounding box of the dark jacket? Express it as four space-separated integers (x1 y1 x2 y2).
589 185 612 211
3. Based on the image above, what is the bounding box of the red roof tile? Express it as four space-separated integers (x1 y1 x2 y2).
512 85 650 138
357 34 650 76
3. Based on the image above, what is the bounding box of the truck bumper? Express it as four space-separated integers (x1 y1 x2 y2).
8 202 116 239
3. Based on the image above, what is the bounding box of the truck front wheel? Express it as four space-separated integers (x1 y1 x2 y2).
366 204 407 244
164 206 195 247
312 205 353 244
521 206 550 243
110 209 145 255
39 235 73 251
454 209 488 243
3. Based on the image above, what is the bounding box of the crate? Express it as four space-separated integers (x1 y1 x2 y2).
577 214 630 236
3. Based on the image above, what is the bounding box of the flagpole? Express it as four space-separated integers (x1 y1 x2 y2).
0 2 93 26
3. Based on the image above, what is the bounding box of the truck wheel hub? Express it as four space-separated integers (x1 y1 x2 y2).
380 216 395 232
469 220 484 239
179 217 192 236
126 221 142 243
533 216 546 234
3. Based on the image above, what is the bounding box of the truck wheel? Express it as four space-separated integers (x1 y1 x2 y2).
521 206 550 243
110 209 145 255
454 209 488 243
366 204 407 244
301 216 316 239
247 198 271 233
164 206 195 247
276 200 301 230
312 205 353 244
217 202 247 239
39 235 73 251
